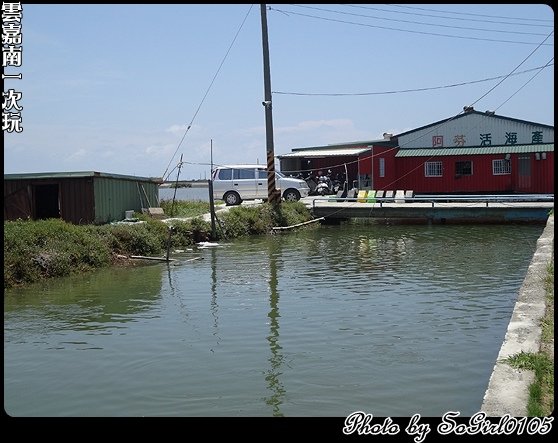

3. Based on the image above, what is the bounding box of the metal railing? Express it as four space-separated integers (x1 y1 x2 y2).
311 194 554 209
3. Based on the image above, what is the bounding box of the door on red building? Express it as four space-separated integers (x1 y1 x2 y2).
516 155 531 192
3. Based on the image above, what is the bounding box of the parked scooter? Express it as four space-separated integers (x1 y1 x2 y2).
330 172 345 194
296 171 318 194
315 170 334 196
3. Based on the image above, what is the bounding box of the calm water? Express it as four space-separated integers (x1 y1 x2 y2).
159 186 209 203
4 223 544 417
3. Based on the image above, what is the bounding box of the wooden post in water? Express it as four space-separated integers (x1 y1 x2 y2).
165 225 173 262
209 139 217 240
170 154 183 217
166 154 183 261
208 179 217 240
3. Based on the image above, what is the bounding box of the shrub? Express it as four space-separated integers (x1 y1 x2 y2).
4 219 112 287
4 202 314 288
160 199 210 218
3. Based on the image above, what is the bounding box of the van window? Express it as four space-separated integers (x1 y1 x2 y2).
257 169 283 179
218 169 232 180
233 168 255 180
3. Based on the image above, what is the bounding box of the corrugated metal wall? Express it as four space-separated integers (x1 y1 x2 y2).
389 153 553 194
4 177 95 223
5 175 160 224
93 177 159 224
371 146 400 191
279 158 300 176
4 180 33 220
398 113 554 149
60 177 95 223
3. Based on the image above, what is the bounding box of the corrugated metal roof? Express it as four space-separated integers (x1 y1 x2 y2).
290 139 395 151
4 171 161 182
395 144 554 157
395 110 554 138
277 147 370 158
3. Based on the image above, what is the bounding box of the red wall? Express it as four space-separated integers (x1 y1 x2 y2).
531 152 554 193
286 147 553 194
370 146 400 191
369 152 553 194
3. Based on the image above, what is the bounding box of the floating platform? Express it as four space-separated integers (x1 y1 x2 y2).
308 195 554 223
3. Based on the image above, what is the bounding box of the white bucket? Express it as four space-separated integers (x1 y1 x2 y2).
125 210 134 220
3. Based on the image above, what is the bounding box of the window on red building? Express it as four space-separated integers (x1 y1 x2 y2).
455 161 473 176
425 161 442 177
493 159 511 175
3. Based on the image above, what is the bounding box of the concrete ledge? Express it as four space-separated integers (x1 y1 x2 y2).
481 215 554 416
310 201 553 222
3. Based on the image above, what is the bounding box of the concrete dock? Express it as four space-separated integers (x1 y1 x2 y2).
481 214 554 416
306 196 554 223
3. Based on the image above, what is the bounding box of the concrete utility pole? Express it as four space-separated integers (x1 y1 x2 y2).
260 4 281 205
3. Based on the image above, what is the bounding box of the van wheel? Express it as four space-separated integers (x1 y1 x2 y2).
224 191 241 206
283 189 301 202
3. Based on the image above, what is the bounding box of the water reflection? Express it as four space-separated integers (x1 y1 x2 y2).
5 264 163 349
263 239 286 416
317 223 539 294
210 248 221 351
4 223 545 416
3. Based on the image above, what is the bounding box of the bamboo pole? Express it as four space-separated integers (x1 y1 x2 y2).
130 255 177 262
271 217 324 231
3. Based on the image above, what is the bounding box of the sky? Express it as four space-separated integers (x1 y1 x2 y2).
3 3 554 181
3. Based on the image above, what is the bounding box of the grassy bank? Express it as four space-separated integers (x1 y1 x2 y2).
4 201 314 289
159 199 221 218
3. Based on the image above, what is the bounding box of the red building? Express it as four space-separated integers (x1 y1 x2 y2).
277 136 397 189
278 108 554 194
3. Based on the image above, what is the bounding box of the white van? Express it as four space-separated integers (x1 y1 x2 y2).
211 164 310 205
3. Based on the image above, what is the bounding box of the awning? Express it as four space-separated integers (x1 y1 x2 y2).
395 143 554 157
277 147 370 159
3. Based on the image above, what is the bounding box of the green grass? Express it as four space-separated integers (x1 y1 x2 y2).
159 199 212 218
541 261 554 344
504 351 554 416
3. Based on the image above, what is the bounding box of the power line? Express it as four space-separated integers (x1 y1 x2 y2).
346 4 554 27
495 58 554 112
268 7 553 46
272 64 554 97
162 4 254 182
288 4 550 37
469 31 554 108
384 4 554 23
274 31 554 194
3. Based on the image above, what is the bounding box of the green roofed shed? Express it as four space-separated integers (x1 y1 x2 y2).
4 171 162 224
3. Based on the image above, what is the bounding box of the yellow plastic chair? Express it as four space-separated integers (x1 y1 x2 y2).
357 190 367 202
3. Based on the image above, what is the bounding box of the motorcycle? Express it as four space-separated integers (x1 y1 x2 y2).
332 172 346 194
315 172 333 196
296 172 318 195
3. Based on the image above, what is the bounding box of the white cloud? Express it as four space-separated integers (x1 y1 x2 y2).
165 123 202 135
237 118 356 138
275 118 355 135
66 148 87 161
166 124 189 134
145 143 176 156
